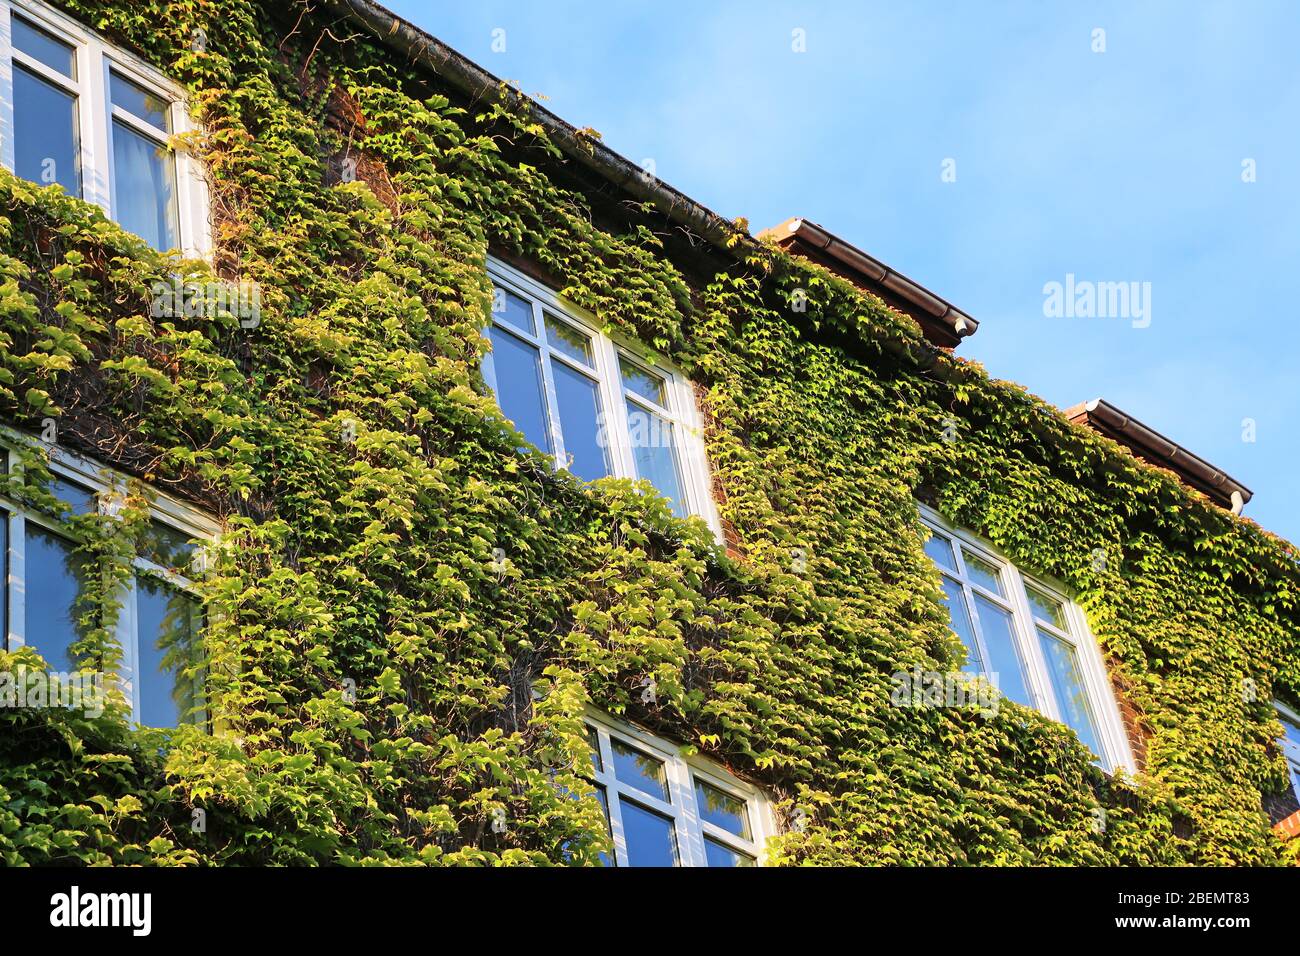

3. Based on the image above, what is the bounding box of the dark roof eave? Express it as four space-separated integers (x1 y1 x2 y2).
1065 398 1253 512
760 218 978 346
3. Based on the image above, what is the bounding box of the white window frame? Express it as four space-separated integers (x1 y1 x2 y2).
1277 699 1300 804
0 0 210 256
584 709 771 867
919 504 1135 774
482 257 723 539
0 427 218 724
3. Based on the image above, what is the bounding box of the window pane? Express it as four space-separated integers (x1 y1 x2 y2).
939 576 982 673
136 519 195 572
552 362 609 482
694 779 751 839
610 737 669 801
620 799 678 866
704 837 755 867
48 475 96 515
923 531 956 572
135 574 202 727
491 287 534 335
109 71 170 131
111 119 178 251
963 552 1003 596
973 594 1031 707
24 524 90 671
619 358 666 406
487 327 552 455
13 64 81 197
544 314 592 365
1281 710 1300 760
1282 711 1300 799
1038 629 1102 760
13 16 75 77
1025 584 1066 629
624 401 686 517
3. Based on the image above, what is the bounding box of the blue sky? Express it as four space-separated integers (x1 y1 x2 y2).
388 0 1300 544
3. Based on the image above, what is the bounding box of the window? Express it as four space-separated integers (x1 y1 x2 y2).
1278 701 1300 804
481 259 721 533
584 713 770 866
1 434 216 726
0 0 208 254
920 506 1133 773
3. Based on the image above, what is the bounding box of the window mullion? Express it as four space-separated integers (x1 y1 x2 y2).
108 103 166 141
83 33 110 214
667 374 709 529
0 4 15 173
597 336 635 480
7 509 24 648
118 565 139 722
532 301 568 470
10 46 77 90
1006 564 1054 716
958 579 995 682
669 757 702 867
605 788 629 868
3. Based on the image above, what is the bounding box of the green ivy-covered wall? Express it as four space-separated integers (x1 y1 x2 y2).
0 0 1297 866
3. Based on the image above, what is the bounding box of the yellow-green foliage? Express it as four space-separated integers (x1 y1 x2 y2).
0 0 1296 865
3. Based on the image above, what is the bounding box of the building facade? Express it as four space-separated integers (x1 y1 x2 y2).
0 0 1297 865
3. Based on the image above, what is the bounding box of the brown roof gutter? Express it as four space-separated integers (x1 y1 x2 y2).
1065 398 1253 513
759 218 979 348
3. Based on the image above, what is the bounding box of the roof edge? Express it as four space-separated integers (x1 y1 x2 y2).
1065 398 1253 513
759 217 979 347
319 0 744 252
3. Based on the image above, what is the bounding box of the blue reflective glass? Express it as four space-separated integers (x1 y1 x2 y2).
136 520 195 572
491 287 534 335
963 551 1004 596
595 786 613 867
111 119 178 251
1039 629 1103 760
13 16 75 77
135 574 202 727
704 837 755 867
694 779 750 838
973 594 1031 706
488 327 552 454
621 800 677 867
24 524 89 671
552 361 609 481
924 531 957 572
544 314 591 365
109 71 169 131
48 475 96 515
619 358 666 405
14 65 81 196
610 737 668 800
938 576 982 672
625 401 685 516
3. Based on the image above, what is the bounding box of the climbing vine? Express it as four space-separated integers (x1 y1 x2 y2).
0 0 1295 866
